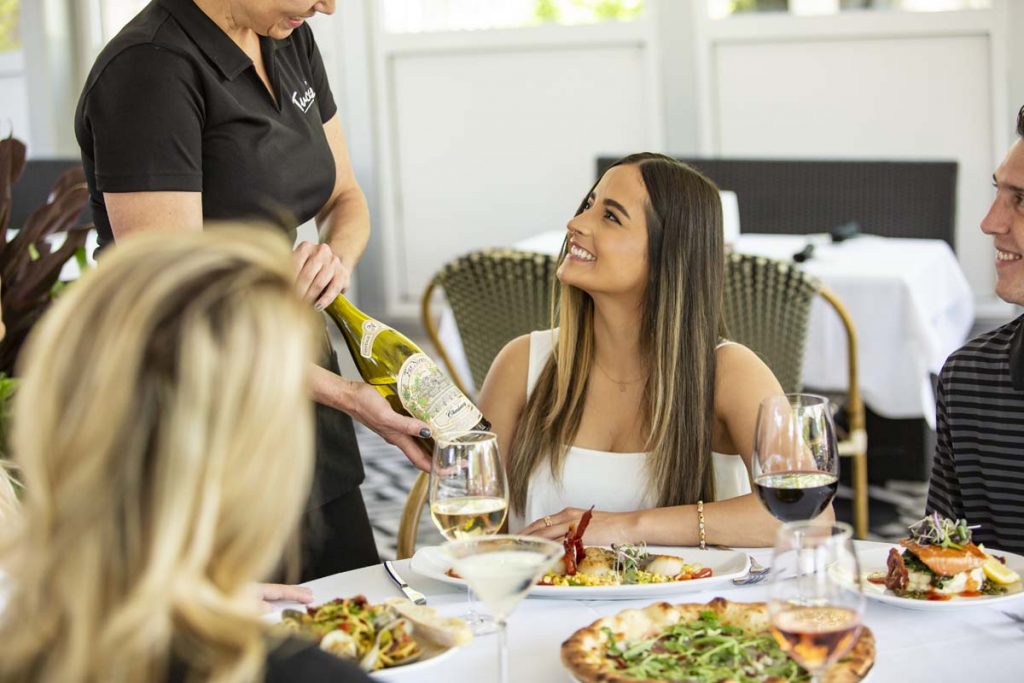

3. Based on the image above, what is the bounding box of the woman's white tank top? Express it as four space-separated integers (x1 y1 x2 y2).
507 329 752 532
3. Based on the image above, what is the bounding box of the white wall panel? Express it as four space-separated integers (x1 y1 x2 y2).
389 46 651 304
714 35 994 294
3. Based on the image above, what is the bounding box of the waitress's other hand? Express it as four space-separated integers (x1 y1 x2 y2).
257 582 313 612
348 382 433 471
293 241 351 310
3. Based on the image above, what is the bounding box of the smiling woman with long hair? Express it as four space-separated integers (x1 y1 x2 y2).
480 153 833 547
0 228 370 682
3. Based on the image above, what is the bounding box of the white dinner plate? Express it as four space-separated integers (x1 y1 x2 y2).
267 608 461 679
409 545 749 600
367 640 459 680
856 544 1024 611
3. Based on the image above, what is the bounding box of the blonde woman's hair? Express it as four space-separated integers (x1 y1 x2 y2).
508 153 724 514
0 226 321 683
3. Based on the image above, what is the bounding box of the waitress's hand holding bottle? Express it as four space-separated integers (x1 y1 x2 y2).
292 241 352 308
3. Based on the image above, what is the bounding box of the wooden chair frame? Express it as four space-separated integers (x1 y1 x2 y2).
397 470 429 560
818 287 869 539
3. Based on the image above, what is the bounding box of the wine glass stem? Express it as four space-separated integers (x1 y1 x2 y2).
497 618 509 683
465 585 477 619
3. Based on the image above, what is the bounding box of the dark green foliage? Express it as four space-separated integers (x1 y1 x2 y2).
0 134 91 375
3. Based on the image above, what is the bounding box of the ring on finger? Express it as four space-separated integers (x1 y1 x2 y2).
544 515 553 527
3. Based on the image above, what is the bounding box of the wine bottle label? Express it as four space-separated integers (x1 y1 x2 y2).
359 320 388 359
397 353 485 436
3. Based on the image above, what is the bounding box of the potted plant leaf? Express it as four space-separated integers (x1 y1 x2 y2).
0 134 92 455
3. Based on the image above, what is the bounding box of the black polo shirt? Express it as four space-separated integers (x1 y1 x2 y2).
74 0 363 508
74 0 338 250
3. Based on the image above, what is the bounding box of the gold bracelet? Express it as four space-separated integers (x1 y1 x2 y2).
697 500 706 550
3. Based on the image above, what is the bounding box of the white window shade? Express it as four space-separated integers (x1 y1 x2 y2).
0 0 20 53
380 0 644 34
708 0 990 19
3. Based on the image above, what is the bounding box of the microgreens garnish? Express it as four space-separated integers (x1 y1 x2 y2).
611 542 649 575
907 512 978 549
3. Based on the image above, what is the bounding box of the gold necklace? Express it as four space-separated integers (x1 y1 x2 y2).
593 359 645 393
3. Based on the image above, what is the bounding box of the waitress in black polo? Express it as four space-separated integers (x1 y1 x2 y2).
74 0 433 581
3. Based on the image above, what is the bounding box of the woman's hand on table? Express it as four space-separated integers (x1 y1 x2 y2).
522 507 638 546
257 583 313 612
292 241 352 310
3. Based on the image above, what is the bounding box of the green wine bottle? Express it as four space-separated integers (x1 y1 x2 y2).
325 295 491 440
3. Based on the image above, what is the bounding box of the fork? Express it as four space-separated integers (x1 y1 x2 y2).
732 554 771 586
1002 611 1024 630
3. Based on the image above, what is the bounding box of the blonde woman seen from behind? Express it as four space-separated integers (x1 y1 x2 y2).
480 153 835 548
0 228 371 683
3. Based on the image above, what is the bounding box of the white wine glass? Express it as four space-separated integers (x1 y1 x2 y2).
441 535 562 683
428 430 508 634
752 393 839 522
769 521 865 683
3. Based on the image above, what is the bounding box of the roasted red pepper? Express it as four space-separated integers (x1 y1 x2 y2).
560 506 596 574
573 506 594 563
562 527 578 575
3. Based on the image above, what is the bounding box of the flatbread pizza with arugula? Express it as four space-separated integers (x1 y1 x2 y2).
561 598 875 683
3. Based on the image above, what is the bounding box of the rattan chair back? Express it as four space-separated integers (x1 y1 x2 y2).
398 251 870 556
722 252 821 394
423 248 559 393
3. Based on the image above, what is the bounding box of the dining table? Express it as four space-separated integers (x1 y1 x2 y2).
268 540 1024 682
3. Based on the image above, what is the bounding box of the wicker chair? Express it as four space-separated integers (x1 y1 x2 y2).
723 253 869 538
396 248 559 559
397 251 869 557
423 248 559 395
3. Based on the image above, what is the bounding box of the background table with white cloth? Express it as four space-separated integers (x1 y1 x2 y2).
268 540 1024 682
437 232 974 426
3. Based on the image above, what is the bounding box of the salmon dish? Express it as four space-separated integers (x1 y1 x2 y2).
878 514 1021 601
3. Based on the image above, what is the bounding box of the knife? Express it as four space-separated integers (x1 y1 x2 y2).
383 560 427 605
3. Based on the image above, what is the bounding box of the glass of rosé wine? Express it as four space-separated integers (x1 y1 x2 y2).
768 521 865 683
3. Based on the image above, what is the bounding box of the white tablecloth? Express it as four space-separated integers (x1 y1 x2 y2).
437 232 974 423
268 541 1024 682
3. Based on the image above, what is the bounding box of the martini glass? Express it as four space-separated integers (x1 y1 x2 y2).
440 535 562 683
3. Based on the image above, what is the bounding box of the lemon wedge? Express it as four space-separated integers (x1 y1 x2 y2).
982 556 1021 585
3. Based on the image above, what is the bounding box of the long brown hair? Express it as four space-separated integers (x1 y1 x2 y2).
507 153 724 514
0 227 320 683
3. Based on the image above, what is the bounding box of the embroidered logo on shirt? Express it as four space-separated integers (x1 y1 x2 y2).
292 81 317 113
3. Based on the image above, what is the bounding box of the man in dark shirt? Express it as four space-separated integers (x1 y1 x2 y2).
927 106 1024 554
